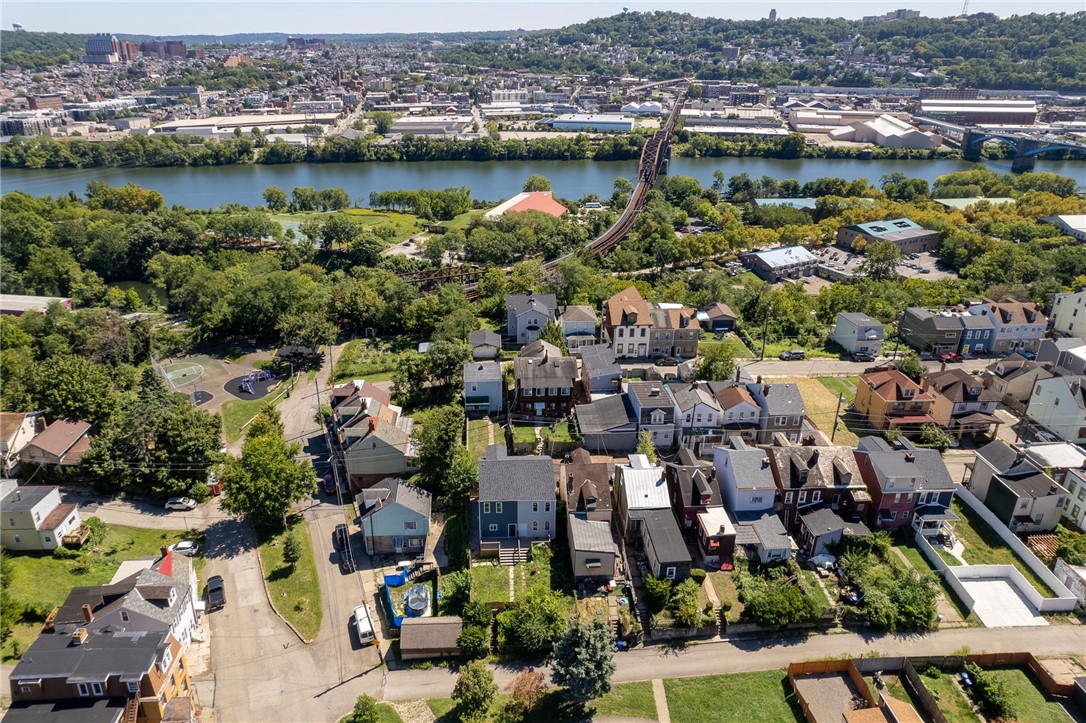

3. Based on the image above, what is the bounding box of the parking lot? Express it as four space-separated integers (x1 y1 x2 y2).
812 247 956 283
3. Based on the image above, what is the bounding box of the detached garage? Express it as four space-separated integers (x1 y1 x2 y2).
399 616 463 660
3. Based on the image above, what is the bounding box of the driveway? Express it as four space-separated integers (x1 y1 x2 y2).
60 489 233 531
959 578 1048 628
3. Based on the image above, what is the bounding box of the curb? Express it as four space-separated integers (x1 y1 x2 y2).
254 526 317 645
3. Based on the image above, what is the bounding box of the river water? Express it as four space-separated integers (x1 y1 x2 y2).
1 156 1082 208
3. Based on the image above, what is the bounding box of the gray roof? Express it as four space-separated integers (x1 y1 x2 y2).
561 305 598 323
11 627 169 684
579 344 620 378
478 450 555 502
750 512 793 551
670 383 721 413
568 515 617 553
749 382 805 417
976 439 1033 475
576 395 635 434
519 338 562 359
856 437 956 492
469 329 501 348
506 293 557 316
4 699 128 723
800 507 870 539
630 509 690 564
514 354 577 386
120 568 187 628
464 361 502 383
359 478 431 519
719 438 776 490
997 471 1063 500
838 312 880 326
399 616 463 651
627 381 674 409
1 485 55 511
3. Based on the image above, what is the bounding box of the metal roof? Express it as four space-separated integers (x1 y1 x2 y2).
568 515 617 554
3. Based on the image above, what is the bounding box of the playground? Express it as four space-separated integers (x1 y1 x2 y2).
223 370 282 401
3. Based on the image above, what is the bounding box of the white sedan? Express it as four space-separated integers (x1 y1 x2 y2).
165 497 197 511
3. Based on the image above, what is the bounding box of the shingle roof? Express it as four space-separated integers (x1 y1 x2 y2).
800 507 870 539
670 383 721 413
718 438 776 490
1 484 56 511
750 382 805 417
26 419 92 462
627 381 674 409
359 478 432 520
469 329 501 348
770 443 862 490
518 339 562 359
927 369 1000 403
506 294 557 316
701 302 736 321
400 616 463 651
580 344 620 379
630 509 689 563
3 698 129 723
478 450 554 502
0 412 28 444
561 305 598 323
464 361 502 383
568 515 617 553
605 287 651 327
861 370 934 402
575 395 635 435
10 627 169 684
514 354 577 386
565 449 612 515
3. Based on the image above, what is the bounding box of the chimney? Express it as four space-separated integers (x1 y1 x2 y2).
920 378 930 393
160 545 169 558
763 382 770 396
904 452 916 463
81 604 93 623
734 367 741 383
650 387 660 396
15 490 20 501
71 627 88 645
368 417 378 432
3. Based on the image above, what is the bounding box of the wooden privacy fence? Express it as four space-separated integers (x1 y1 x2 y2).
788 659 877 722
964 652 1076 698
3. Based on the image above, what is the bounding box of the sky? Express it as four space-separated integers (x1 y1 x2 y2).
2 0 1081 35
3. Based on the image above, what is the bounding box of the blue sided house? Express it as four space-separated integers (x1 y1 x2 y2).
477 444 556 541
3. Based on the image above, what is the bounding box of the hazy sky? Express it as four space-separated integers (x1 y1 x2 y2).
3 0 1081 35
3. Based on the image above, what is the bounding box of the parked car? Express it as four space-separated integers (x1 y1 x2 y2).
322 475 337 495
938 352 962 363
657 357 680 367
206 575 226 611
172 540 200 557
851 351 876 362
165 497 197 511
333 523 349 551
779 349 806 361
1021 351 1037 360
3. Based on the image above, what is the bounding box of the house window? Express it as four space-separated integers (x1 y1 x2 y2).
640 328 647 337
618 328 624 337
496 502 503 513
404 520 417 530
774 416 786 426
617 344 624 354
1020 500 1029 510
545 502 551 512
585 558 602 569
483 502 491 514
160 649 172 672
545 521 550 531
533 502 539 512
665 566 676 579
812 491 821 503
77 683 90 697
751 496 763 504
33 511 40 523
902 510 910 520
121 611 129 623
561 387 570 396
12 534 19 544
798 491 807 503
409 538 422 548
888 511 896 521
1073 505 1082 520
19 686 31 694
524 388 533 397
548 387 557 396
489 524 498 532
128 681 140 693
533 521 539 531
785 492 793 504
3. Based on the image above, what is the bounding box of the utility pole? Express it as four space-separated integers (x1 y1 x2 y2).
831 394 847 442
760 302 772 361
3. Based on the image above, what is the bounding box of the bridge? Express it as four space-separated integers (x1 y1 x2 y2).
404 96 686 298
913 116 1086 173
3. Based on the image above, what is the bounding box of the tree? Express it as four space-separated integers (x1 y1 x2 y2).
497 586 568 652
452 660 497 722
263 185 288 211
918 422 952 452
31 354 117 422
537 319 568 354
895 351 925 383
510 669 546 712
370 111 395 135
432 308 478 343
220 407 316 528
692 343 735 381
414 405 465 495
343 694 380 723
283 531 303 567
635 430 657 463
522 174 552 192
457 624 490 659
551 616 616 703
859 240 903 281
443 447 478 501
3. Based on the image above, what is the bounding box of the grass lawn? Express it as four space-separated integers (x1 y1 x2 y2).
2 523 197 662
272 208 421 245
707 571 744 621
917 670 977 723
444 209 486 231
981 668 1075 723
467 419 492 459
333 339 402 383
664 670 802 723
511 422 575 445
471 563 511 603
799 569 833 613
222 397 274 442
514 546 575 599
950 499 1057 597
511 423 541 445
818 376 862 405
256 517 322 641
591 681 658 720
865 674 929 720
898 543 973 621
776 376 858 446
375 703 404 723
698 334 752 360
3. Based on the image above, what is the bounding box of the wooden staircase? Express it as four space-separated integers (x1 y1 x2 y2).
123 695 139 723
498 542 529 566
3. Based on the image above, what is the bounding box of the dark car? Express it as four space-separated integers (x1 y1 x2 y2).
206 575 226 611
322 474 337 495
657 357 680 367
779 349 806 361
1021 351 1037 360
333 523 349 551
851 351 876 363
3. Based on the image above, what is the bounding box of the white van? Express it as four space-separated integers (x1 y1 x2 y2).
353 603 375 644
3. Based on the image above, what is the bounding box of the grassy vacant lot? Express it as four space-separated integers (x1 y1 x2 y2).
981 667 1075 723
665 670 802 723
514 547 575 599
2 523 196 661
918 669 977 723
897 543 974 622
950 499 1057 597
818 376 862 405
777 376 858 446
257 518 322 641
467 418 492 459
707 571 745 622
333 338 404 383
427 683 657 723
798 569 833 613
511 421 575 446
864 674 929 720
698 334 752 360
272 208 421 245
444 209 486 231
471 563 511 603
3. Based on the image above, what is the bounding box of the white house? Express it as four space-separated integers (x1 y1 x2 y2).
1050 289 1086 339
1027 376 1086 444
0 481 82 551
463 361 504 416
560 305 598 349
612 454 669 535
0 411 44 477
713 437 777 514
668 382 721 443
832 312 884 355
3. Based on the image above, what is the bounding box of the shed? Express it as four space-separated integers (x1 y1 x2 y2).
399 616 463 660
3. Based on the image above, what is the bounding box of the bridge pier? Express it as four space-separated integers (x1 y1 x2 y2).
1011 153 1036 174
961 129 983 162
658 142 671 175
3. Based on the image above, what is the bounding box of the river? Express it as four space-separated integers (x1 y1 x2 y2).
1 157 1082 208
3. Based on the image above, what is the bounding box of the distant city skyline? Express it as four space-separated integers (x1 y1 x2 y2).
4 0 1082 36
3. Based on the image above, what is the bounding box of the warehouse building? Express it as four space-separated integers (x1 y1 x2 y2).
837 218 939 255
741 246 818 282
543 114 634 132
917 99 1037 126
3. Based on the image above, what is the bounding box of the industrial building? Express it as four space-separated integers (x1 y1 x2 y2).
837 218 939 254
389 115 473 136
543 114 634 132
787 108 887 134
827 113 941 149
741 246 818 282
917 99 1037 126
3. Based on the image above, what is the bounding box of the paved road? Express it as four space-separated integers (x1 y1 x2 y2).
741 357 991 379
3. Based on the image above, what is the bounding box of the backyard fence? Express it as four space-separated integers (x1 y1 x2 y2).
787 658 877 722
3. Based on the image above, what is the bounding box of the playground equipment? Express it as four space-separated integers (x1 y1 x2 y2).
238 369 276 395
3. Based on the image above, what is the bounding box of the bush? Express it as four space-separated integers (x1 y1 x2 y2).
644 575 673 612
52 545 81 560
441 570 472 615
457 624 490 659
83 517 106 548
689 568 707 584
461 600 492 628
344 694 380 723
965 663 1014 719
